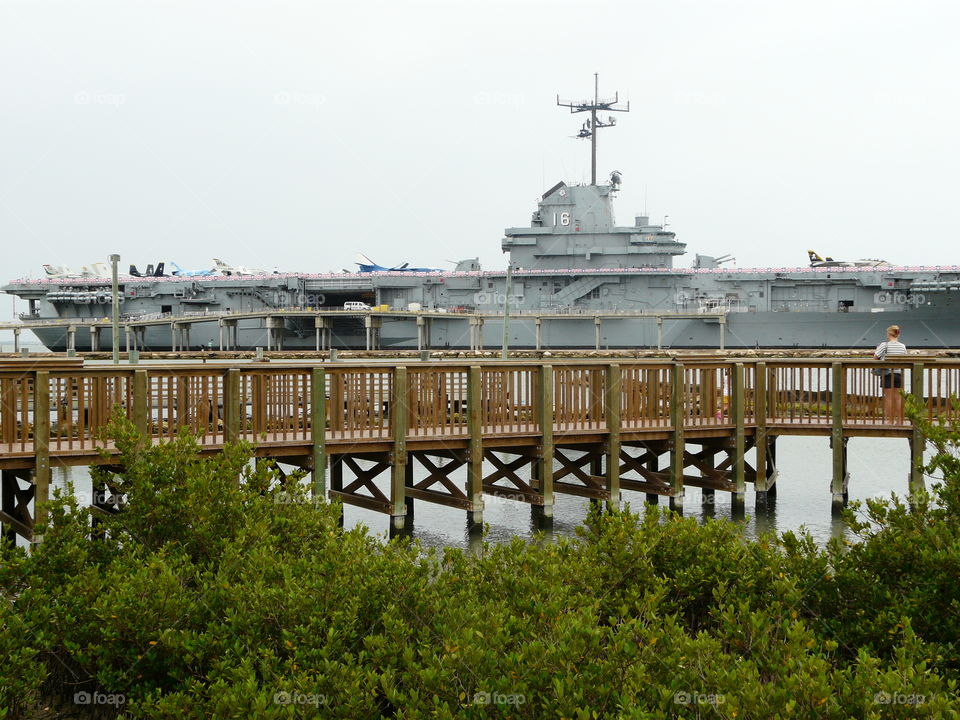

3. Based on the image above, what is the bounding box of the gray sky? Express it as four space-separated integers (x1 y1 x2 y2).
2 0 959 302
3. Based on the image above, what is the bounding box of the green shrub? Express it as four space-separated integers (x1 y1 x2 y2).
1 406 959 718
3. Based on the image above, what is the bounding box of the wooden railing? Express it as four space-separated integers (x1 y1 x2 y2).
326 368 392 441
2 359 960 460
620 364 672 429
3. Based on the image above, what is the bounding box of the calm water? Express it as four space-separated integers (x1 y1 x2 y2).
44 435 929 550
342 436 927 547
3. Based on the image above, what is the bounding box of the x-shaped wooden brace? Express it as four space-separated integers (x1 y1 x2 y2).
482 450 537 494
553 449 604 490
412 453 468 501
684 446 731 483
618 448 669 485
341 456 391 504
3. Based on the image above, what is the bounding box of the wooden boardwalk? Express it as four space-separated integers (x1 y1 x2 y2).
1 356 950 539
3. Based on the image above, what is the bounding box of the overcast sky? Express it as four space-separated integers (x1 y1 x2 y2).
2 0 959 304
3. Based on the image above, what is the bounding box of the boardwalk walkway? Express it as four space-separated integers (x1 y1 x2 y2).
1 357 949 539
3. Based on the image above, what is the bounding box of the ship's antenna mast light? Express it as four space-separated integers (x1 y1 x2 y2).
557 73 630 185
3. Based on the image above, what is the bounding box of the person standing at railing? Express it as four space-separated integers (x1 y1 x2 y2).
875 324 907 424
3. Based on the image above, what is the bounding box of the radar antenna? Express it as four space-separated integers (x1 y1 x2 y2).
557 73 629 185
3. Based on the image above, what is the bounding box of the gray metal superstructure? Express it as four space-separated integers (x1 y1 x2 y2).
5 78 960 351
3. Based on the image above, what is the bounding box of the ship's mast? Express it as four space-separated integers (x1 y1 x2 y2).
557 74 630 185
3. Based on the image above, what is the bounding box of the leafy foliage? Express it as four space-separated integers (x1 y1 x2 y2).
1 406 959 718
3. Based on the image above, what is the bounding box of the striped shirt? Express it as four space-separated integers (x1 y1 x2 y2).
875 340 907 359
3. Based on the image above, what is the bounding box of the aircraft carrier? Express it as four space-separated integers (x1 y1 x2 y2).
5 78 960 352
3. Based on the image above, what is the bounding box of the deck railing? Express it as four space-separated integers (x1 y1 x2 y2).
1 359 957 460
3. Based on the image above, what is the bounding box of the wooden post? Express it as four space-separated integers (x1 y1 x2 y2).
403 460 415 520
909 362 925 497
390 367 409 530
604 364 621 508
702 486 715 508
831 361 847 507
330 454 344 528
311 368 327 500
33 371 51 538
732 362 745 504
669 363 685 511
223 368 241 444
466 366 484 524
536 365 555 516
754 362 768 492
133 369 149 437
644 445 660 505
767 438 778 497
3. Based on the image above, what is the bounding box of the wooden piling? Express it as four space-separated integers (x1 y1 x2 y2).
753 362 769 495
536 364 555 516
604 363 621 508
133 369 149 436
311 367 326 499
466 366 484 524
390 367 409 529
669 363 684 511
909 362 925 497
732 362 746 504
831 362 848 507
223 368 241 444
33 371 51 538
330 454 345 528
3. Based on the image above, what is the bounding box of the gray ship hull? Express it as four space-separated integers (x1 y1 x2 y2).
25 307 960 352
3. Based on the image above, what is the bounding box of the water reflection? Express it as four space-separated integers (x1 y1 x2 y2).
753 493 778 537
